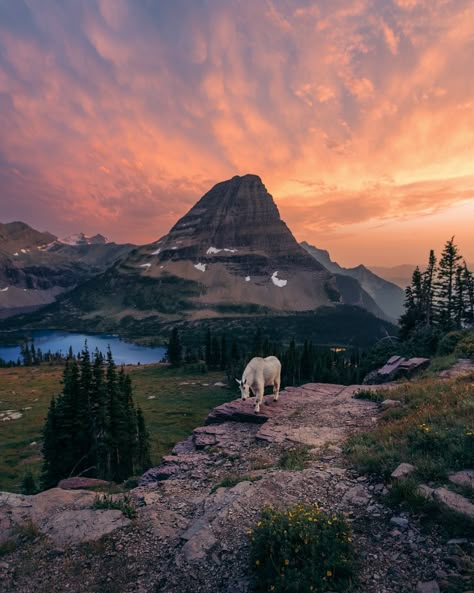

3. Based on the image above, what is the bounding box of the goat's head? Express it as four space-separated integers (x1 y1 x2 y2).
235 377 250 400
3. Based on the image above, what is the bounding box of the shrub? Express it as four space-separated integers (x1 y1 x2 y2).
455 334 474 358
20 471 39 495
437 331 466 355
210 474 262 494
353 389 385 403
92 494 137 519
278 446 310 471
249 504 356 593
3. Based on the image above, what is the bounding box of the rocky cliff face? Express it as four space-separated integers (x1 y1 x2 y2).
124 174 387 318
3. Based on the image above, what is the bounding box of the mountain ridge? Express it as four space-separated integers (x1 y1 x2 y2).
301 241 405 321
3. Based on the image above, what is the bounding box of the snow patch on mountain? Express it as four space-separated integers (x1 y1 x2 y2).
271 271 287 287
194 263 207 272
139 263 152 269
151 248 161 255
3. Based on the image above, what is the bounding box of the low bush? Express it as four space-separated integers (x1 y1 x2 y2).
353 389 385 403
210 474 262 494
92 494 137 519
278 446 311 471
249 504 356 593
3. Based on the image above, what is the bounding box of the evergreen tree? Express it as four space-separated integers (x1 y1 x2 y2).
219 334 228 371
41 396 60 488
136 406 152 471
205 327 212 367
462 262 474 325
167 328 182 367
436 237 462 330
422 250 437 326
399 267 424 339
41 345 151 487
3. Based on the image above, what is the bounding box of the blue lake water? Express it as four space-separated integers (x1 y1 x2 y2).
0 330 167 365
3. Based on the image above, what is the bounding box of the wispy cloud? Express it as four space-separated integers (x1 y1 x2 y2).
0 0 472 264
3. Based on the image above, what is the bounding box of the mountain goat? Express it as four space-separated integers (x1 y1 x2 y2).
236 356 282 414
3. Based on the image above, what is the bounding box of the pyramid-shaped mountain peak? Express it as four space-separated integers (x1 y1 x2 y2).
160 174 312 264
120 174 389 319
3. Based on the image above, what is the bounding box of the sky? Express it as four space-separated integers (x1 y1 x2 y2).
0 0 473 266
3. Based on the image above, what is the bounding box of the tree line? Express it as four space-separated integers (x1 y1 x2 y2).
0 342 70 367
167 326 366 386
399 237 473 352
42 345 151 489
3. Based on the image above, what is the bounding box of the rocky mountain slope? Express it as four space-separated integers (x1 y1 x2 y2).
9 175 395 338
301 241 405 321
0 222 135 317
2 377 471 593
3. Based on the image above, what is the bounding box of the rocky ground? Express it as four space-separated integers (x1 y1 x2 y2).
1 379 473 593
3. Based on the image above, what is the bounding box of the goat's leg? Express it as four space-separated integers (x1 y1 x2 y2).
254 388 263 414
273 377 281 401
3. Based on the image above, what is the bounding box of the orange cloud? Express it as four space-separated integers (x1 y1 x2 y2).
0 0 472 264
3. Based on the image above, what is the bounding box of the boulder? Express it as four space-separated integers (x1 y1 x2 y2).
391 463 416 481
448 470 474 490
57 477 111 490
433 487 474 519
41 509 130 546
416 581 440 593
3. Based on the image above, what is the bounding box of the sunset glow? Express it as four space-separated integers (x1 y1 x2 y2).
0 0 473 265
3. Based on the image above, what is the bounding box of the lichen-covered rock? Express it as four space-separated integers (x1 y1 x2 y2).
41 509 130 546
391 463 416 481
433 487 474 519
448 470 474 490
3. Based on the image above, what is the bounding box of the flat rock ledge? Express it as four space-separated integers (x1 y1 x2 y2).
1 381 471 593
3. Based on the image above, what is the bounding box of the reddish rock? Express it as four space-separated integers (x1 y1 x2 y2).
57 477 111 490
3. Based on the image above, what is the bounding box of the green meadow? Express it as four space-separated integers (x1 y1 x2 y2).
0 364 232 493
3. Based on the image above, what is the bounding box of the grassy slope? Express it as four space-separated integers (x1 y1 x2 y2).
0 364 232 492
347 371 474 482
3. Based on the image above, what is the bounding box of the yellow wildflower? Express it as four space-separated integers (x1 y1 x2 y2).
326 570 333 577
284 559 289 566
255 560 260 566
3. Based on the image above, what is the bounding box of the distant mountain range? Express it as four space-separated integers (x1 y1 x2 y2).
0 221 135 318
367 264 416 289
1 175 398 346
300 242 405 321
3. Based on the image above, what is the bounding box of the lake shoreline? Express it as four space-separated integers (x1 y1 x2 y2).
0 329 167 366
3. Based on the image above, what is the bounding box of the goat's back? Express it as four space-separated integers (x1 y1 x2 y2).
243 356 281 384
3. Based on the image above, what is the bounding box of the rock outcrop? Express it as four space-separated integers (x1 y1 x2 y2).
1 381 468 593
364 355 430 384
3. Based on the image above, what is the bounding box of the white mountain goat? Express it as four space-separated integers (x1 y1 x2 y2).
236 356 282 414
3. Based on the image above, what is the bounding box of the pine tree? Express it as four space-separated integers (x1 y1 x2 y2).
41 345 151 487
436 237 463 330
422 250 437 326
41 396 60 488
167 328 182 367
136 406 152 472
205 328 212 367
399 267 424 339
462 262 474 325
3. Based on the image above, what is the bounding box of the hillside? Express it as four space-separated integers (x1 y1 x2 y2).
1 365 472 593
0 221 135 317
301 241 405 321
